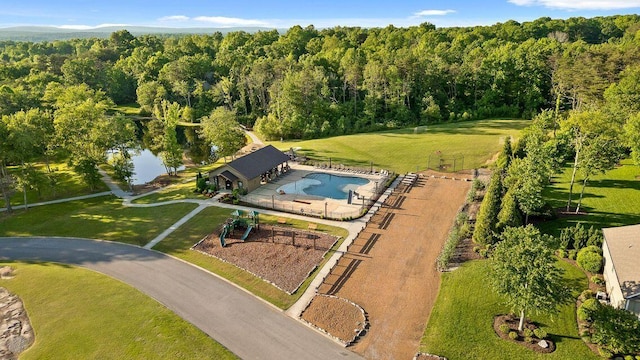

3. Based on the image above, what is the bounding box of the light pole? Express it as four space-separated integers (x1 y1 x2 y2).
324 202 328 218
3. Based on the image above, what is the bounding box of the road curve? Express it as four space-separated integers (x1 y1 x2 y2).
0 237 363 360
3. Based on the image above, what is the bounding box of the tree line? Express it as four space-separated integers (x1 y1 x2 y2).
0 15 640 141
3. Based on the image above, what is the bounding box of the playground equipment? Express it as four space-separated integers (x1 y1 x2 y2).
219 210 260 247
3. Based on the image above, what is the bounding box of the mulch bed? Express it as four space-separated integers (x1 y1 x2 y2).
301 295 366 344
194 224 339 294
493 314 555 353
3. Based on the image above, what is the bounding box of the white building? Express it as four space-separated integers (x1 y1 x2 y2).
602 224 640 317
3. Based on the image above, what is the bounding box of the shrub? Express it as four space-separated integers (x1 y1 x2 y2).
523 328 534 338
557 249 567 258
624 355 634 360
598 347 613 359
196 177 207 192
580 289 595 302
590 303 640 355
499 323 510 334
591 275 604 285
578 298 601 321
577 247 603 273
533 328 547 339
568 249 578 260
508 331 518 340
524 336 533 343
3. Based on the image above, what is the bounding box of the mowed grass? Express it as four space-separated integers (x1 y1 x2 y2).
421 260 598 360
154 207 348 309
0 196 198 246
1 161 108 209
0 262 237 360
272 119 529 173
538 159 640 236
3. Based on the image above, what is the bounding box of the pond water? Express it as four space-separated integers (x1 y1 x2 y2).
276 172 369 200
109 149 186 185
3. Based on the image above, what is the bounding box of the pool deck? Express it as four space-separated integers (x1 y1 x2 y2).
243 164 386 219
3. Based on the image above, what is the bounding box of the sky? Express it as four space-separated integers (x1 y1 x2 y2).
1 0 640 29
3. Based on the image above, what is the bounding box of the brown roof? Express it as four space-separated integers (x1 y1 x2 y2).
603 224 640 299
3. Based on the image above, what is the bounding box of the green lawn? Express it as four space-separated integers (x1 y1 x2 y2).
132 180 205 204
0 262 236 360
421 259 598 360
538 159 640 236
272 119 529 173
0 196 198 247
153 207 348 309
1 161 108 209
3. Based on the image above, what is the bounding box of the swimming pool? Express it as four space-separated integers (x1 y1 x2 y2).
276 173 369 200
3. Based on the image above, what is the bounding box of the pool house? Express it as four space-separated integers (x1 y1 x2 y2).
208 145 291 192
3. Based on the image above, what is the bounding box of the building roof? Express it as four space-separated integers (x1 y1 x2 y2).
226 145 290 180
219 170 238 181
603 224 640 299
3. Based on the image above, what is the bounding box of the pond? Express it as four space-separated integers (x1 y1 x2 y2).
108 148 186 185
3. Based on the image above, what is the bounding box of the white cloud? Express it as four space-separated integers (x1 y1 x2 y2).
192 16 269 27
414 9 456 17
158 15 190 22
508 0 640 10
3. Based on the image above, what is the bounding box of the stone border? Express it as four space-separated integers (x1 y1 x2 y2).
191 231 340 295
299 294 369 347
414 352 448 360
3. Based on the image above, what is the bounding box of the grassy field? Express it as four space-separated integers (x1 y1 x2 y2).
538 159 640 236
420 259 598 360
1 161 108 209
153 207 348 309
0 196 198 247
0 262 237 360
272 119 529 173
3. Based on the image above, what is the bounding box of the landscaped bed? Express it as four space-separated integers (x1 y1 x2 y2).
301 295 367 345
194 224 339 294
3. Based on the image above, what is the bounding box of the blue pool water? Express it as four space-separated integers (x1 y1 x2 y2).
276 173 369 200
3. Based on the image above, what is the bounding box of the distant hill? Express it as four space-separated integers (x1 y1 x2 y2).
0 26 282 42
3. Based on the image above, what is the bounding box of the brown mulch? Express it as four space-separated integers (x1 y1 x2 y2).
301 295 366 344
493 314 555 353
194 224 338 294
450 237 482 264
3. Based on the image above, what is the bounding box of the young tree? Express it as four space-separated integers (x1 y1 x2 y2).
505 157 545 223
153 101 184 176
199 107 247 162
0 120 16 212
561 110 621 212
490 225 571 331
472 171 502 245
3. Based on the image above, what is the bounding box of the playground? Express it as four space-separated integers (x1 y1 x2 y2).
193 210 340 294
301 171 471 360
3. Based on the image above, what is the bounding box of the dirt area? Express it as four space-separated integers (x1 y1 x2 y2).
0 268 34 360
306 171 471 360
194 225 339 294
301 295 367 344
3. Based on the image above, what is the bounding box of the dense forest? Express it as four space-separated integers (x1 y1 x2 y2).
2 15 640 208
1 15 640 140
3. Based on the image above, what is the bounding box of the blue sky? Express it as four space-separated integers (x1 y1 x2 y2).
1 0 640 29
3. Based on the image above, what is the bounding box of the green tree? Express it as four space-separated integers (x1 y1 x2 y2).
472 171 502 245
490 225 571 331
4 108 52 208
199 107 246 162
153 101 184 176
624 113 640 167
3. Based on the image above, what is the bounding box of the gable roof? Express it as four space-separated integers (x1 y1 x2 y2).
603 224 640 299
227 145 290 180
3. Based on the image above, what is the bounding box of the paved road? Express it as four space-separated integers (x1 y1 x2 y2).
0 237 363 360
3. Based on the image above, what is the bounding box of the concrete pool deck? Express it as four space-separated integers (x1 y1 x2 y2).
242 164 387 219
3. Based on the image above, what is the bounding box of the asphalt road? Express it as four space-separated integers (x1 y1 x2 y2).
0 237 363 360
